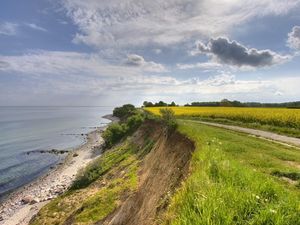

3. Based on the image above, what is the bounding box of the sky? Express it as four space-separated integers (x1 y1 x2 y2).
0 0 300 106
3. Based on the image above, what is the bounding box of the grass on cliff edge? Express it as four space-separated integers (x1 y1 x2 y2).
162 120 300 225
30 142 141 225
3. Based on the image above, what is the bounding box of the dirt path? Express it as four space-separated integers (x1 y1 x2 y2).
183 120 300 148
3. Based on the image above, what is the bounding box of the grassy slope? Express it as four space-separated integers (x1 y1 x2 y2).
163 120 300 225
30 142 141 225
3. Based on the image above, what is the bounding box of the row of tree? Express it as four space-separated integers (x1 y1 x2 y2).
141 99 300 108
184 99 300 108
143 101 178 107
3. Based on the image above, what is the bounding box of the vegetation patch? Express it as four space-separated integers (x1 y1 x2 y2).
162 121 300 225
103 104 145 148
71 143 137 190
30 142 139 225
159 108 178 132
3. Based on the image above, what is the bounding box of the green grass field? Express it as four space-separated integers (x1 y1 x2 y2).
162 120 300 225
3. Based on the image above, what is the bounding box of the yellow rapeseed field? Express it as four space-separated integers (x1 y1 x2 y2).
146 107 300 128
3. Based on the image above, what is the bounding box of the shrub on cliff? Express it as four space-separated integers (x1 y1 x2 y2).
103 123 127 148
159 108 178 131
126 113 144 132
103 112 145 148
113 104 136 119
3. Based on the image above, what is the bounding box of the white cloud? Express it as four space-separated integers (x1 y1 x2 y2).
60 0 300 49
203 73 236 87
0 50 167 77
0 22 18 36
141 74 300 100
1 50 300 105
0 51 167 75
275 91 283 96
0 22 47 37
153 49 162 54
25 23 48 32
0 50 174 105
287 26 300 51
124 54 167 73
177 62 222 70
0 50 294 96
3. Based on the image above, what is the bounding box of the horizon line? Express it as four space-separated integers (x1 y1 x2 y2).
0 105 117 107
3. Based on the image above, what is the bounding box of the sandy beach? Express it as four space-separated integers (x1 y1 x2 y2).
0 115 118 225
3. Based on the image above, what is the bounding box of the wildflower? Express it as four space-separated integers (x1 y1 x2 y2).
270 209 276 213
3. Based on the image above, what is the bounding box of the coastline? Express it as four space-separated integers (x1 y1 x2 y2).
0 114 118 225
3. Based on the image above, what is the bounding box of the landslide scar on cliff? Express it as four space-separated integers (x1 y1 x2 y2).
100 121 195 225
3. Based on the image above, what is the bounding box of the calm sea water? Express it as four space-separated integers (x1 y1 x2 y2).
0 106 113 200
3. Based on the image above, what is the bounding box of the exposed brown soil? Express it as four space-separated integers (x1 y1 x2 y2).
280 177 298 185
100 121 195 225
285 160 300 170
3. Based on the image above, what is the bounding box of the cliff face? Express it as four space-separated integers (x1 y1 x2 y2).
30 121 195 225
101 121 195 225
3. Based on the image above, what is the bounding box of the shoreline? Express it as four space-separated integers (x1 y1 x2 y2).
0 114 118 225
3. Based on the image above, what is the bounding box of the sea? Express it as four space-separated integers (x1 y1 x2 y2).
0 106 113 201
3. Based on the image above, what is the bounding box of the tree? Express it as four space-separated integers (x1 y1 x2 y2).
155 101 168 107
113 104 136 119
169 101 176 106
143 101 154 107
220 99 231 107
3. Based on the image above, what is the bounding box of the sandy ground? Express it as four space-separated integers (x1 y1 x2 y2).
0 115 118 225
192 121 300 148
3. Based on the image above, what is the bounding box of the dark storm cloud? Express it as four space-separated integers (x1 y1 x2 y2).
197 37 287 67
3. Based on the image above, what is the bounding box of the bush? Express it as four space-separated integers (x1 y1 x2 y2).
127 113 144 132
103 111 145 148
159 108 178 131
113 104 136 119
102 123 127 148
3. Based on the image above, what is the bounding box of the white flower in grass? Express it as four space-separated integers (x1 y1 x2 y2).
270 209 277 213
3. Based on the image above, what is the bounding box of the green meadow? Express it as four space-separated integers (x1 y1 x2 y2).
163 120 300 225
